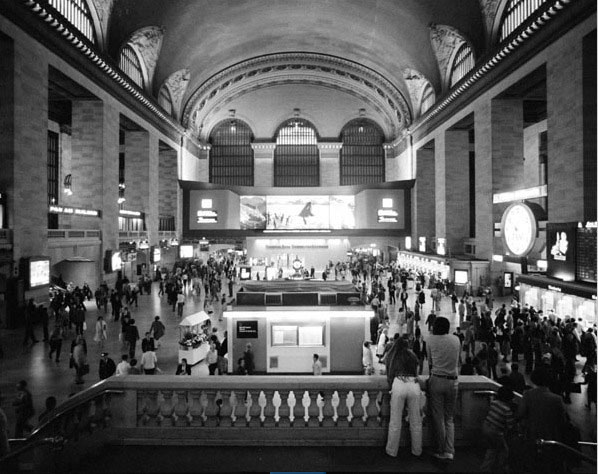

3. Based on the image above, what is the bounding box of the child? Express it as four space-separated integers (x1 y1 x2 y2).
480 386 515 472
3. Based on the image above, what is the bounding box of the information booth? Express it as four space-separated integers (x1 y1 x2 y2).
178 311 210 365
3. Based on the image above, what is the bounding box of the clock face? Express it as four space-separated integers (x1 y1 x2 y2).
502 203 536 256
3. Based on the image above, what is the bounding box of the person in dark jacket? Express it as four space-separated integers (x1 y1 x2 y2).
141 332 155 353
98 352 116 380
176 358 192 375
124 319 140 359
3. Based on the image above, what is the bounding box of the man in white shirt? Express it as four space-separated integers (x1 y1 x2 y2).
115 354 131 376
140 350 158 375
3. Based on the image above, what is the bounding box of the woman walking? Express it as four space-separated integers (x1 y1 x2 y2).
385 336 423 458
93 316 107 351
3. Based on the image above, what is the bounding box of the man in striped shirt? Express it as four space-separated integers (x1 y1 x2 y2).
480 386 515 472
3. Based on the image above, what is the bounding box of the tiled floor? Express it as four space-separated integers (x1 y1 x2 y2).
0 279 595 451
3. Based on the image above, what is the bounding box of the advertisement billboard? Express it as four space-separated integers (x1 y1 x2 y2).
546 222 577 282
29 258 50 288
240 196 267 229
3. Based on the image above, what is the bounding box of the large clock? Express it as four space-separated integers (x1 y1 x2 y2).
501 203 537 257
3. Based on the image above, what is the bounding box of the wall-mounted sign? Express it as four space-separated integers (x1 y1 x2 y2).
151 246 161 263
119 209 142 217
199 239 210 252
418 237 426 253
29 257 50 288
377 209 398 223
493 185 547 204
504 272 513 288
237 320 258 338
405 236 412 250
546 222 577 282
197 210 218 223
49 205 100 217
179 244 194 258
501 203 537 257
454 269 468 285
436 238 446 256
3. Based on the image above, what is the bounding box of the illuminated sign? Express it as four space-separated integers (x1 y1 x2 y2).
29 258 50 288
382 198 393 208
418 237 426 253
546 222 577 282
49 205 100 217
179 245 194 258
550 231 569 261
111 251 122 271
454 270 468 285
152 247 161 263
378 209 398 223
547 285 562 292
201 199 213 209
493 185 547 204
437 238 446 256
196 210 218 223
119 209 142 217
504 272 513 288
405 236 411 250
237 320 258 338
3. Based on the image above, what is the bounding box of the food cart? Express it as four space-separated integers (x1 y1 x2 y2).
178 311 210 365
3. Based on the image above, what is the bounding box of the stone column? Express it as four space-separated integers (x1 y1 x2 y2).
547 32 584 222
251 143 275 187
414 144 435 246
443 129 470 255
317 143 341 187
474 102 493 261
159 146 178 230
491 98 524 222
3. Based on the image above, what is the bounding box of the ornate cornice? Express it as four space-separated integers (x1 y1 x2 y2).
429 24 468 91
478 0 504 37
129 26 164 90
182 53 412 141
163 68 190 120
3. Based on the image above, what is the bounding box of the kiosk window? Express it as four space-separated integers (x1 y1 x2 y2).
272 324 324 347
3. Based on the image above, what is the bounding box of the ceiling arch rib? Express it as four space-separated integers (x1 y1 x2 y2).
162 68 190 120
182 53 413 142
403 68 435 120
429 24 470 92
128 26 164 91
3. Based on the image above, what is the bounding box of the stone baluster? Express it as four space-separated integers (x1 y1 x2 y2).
276 390 290 427
351 390 365 427
158 390 175 427
336 389 350 427
331 391 340 426
218 391 233 427
243 391 253 426
203 390 220 427
261 390 276 427
188 391 202 426
301 391 311 426
307 391 320 427
173 391 189 426
247 389 262 427
229 391 239 426
100 393 111 426
360 390 371 425
141 390 160 426
271 391 282 427
288 390 297 427
214 391 224 427
320 390 336 427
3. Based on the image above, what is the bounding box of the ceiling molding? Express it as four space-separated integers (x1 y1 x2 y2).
181 53 412 142
403 68 434 120
429 23 468 91
128 26 164 91
163 68 190 120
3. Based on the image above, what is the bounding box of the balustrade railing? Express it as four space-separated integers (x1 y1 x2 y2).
2 376 501 472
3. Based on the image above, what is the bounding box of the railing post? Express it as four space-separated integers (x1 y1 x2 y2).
320 390 336 427
188 390 202 427
158 390 175 427
336 389 350 427
261 389 276 427
352 390 365 427
173 390 189 427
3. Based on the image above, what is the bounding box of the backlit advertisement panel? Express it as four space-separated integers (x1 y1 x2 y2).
329 195 355 229
29 258 50 288
240 196 267 229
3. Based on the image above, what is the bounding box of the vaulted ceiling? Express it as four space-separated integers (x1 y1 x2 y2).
104 0 486 141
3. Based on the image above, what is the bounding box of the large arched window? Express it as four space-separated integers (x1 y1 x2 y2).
340 119 385 185
499 0 547 42
48 0 96 44
158 85 173 116
449 43 475 88
119 44 144 89
274 119 319 187
209 120 254 186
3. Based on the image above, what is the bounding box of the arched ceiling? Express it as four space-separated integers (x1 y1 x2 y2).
106 0 485 141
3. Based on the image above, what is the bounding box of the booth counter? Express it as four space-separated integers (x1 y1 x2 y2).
178 311 210 365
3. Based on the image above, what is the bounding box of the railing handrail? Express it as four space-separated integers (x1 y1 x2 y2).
1 437 64 463
537 439 598 465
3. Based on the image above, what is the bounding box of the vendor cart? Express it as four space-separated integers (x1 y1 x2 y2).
178 311 210 365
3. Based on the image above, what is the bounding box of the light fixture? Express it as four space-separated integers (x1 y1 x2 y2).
118 181 126 204
230 120 236 133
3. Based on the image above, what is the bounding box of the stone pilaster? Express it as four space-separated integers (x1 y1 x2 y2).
251 143 275 187
317 142 341 187
146 134 159 245
158 146 178 221
414 145 435 245
474 101 493 261
124 130 150 213
547 32 584 223
444 129 470 254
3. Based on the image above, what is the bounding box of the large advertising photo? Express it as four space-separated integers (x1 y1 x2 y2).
240 195 355 230
546 222 577 282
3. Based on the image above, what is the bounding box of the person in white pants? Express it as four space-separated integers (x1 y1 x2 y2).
384 336 423 458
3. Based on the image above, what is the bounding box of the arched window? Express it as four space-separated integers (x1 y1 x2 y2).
449 43 475 88
420 84 435 115
119 44 144 89
48 0 96 44
340 119 385 185
158 85 173 116
499 0 547 42
209 120 254 186
274 119 319 187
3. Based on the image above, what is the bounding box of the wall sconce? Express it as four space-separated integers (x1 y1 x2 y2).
118 182 126 204
63 174 73 196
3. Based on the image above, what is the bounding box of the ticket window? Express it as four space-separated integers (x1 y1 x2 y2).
556 295 574 320
522 286 539 308
541 291 555 313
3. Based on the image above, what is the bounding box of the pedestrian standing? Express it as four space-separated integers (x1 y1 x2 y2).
48 326 63 363
427 317 460 462
12 381 34 437
93 316 107 351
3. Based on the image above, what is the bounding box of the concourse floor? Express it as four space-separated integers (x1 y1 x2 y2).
0 279 595 460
